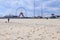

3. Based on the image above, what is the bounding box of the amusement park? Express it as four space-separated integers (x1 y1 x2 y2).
0 0 60 19
3 7 60 19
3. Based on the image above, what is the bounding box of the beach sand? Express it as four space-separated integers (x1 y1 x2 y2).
0 19 60 40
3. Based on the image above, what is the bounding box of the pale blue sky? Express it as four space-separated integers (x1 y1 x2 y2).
0 0 60 17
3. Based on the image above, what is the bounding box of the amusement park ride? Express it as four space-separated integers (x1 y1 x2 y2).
15 7 27 18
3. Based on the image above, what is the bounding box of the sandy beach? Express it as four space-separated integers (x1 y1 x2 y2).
0 19 60 40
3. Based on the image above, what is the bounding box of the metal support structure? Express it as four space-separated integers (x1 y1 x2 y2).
19 12 24 17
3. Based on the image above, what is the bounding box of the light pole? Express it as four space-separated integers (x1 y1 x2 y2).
34 0 35 17
41 2 43 18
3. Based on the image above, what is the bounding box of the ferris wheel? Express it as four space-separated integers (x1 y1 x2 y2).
16 7 27 17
